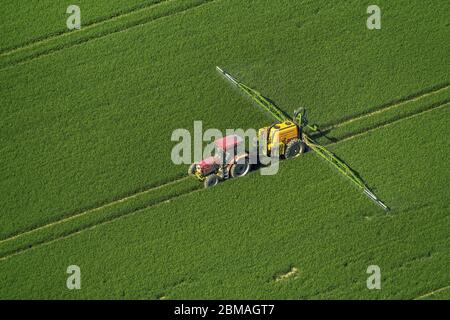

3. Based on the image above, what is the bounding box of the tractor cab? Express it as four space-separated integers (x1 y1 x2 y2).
214 134 244 164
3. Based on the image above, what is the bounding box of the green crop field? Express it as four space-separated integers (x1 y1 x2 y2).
0 0 449 299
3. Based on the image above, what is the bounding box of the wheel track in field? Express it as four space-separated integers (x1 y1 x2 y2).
414 284 450 300
0 0 167 56
0 186 204 262
0 84 449 262
302 218 449 299
319 82 450 132
0 0 218 70
325 100 450 146
0 176 189 244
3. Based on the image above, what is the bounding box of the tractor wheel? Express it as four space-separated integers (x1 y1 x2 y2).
230 158 250 178
284 139 305 159
188 163 197 176
204 175 219 188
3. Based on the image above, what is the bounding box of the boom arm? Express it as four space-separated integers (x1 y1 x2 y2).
303 134 389 211
216 66 289 122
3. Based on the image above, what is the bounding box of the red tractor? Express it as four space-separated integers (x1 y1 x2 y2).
188 135 251 188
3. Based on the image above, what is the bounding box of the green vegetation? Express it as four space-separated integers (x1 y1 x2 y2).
1 0 449 239
0 106 448 299
314 84 450 145
0 177 199 259
0 0 449 299
0 0 163 52
0 0 210 68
